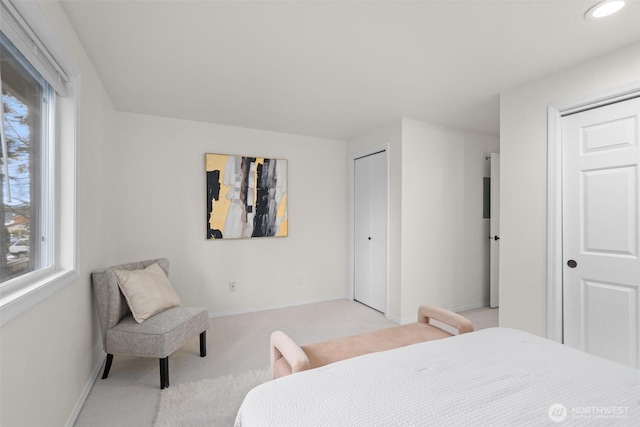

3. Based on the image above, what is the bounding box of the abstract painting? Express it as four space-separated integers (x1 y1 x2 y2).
206 153 288 239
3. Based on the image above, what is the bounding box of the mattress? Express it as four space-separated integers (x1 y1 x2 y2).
235 327 640 426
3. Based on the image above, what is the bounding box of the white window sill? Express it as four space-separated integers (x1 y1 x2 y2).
0 268 78 326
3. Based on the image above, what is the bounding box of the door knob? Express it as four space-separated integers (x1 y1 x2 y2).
489 235 500 241
567 260 577 268
368 237 371 240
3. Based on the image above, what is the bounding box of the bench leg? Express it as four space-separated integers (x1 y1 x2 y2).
159 357 169 389
200 331 207 357
102 353 113 379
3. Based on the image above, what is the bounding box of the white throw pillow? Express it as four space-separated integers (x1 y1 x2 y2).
115 263 181 323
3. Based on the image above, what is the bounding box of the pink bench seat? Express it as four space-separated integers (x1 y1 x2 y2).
270 304 474 379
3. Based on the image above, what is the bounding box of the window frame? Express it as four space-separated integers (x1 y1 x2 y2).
0 0 78 326
1 38 53 282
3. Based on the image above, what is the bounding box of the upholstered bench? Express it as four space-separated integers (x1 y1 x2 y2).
270 304 473 379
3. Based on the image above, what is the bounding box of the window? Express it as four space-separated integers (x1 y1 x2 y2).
1 32 53 284
0 0 77 325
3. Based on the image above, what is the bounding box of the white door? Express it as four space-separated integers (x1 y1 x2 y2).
562 97 640 368
354 151 387 313
489 153 500 308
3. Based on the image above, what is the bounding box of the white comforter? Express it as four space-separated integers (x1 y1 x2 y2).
235 327 639 426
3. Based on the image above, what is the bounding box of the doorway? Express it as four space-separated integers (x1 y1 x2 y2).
489 153 500 308
548 83 640 368
353 150 388 313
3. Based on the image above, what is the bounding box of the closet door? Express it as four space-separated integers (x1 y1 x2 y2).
562 97 640 368
354 151 387 313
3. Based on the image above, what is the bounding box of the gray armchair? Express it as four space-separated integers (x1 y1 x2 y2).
91 258 209 389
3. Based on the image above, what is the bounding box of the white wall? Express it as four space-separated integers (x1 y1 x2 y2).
348 119 498 323
500 42 640 336
401 120 465 318
113 112 348 315
0 1 117 426
401 119 498 321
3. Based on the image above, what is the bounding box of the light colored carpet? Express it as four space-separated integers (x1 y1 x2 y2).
154 368 270 427
74 299 498 426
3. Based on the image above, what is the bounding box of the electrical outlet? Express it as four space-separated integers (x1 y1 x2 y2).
229 281 236 292
297 276 304 286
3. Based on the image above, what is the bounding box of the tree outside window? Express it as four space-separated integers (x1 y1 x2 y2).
1 35 49 283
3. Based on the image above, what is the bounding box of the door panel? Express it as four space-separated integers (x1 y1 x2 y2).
354 151 387 313
581 116 636 153
354 158 372 305
489 153 500 308
562 97 640 368
582 280 638 366
583 166 636 255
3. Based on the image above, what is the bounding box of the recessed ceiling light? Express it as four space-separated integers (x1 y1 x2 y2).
585 0 626 20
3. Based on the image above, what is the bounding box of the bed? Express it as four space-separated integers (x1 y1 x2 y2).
235 327 639 426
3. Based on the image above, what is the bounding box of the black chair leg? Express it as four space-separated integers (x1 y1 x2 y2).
159 357 169 389
102 353 114 379
200 331 207 357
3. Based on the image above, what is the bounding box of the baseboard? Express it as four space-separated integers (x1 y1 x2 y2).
208 296 345 318
389 302 490 325
208 299 489 322
385 313 402 324
65 352 106 427
388 314 418 325
449 302 488 313
399 317 417 325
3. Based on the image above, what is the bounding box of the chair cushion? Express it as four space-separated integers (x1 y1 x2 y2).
105 306 209 358
115 263 181 323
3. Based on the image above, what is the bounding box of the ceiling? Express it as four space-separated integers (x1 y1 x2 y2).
59 0 640 140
